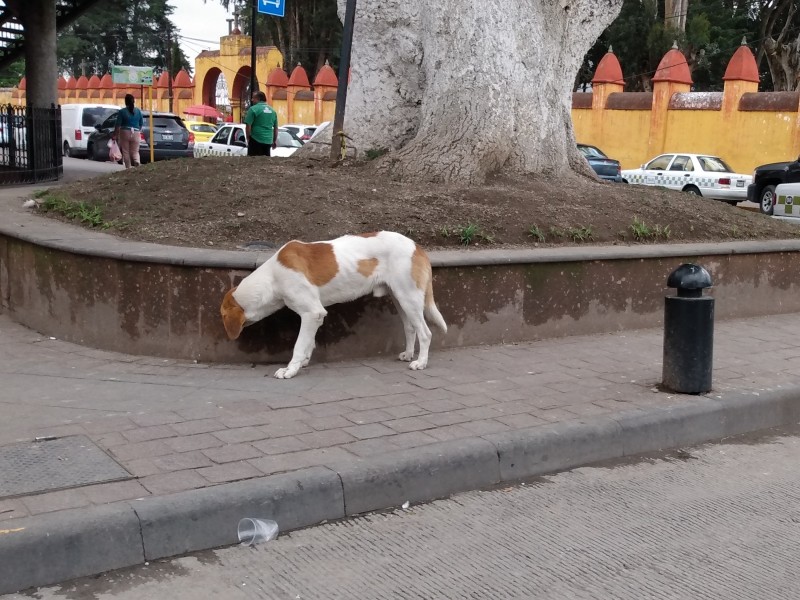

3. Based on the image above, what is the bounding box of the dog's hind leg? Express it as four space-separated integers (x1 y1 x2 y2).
390 293 417 362
275 307 327 379
393 291 431 370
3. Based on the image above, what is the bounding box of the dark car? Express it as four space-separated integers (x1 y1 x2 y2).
87 111 194 163
746 157 800 215
578 143 623 183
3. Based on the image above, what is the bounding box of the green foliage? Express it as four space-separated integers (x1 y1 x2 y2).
57 0 191 79
458 223 479 246
227 0 344 76
0 58 25 88
527 225 546 243
568 226 594 242
578 0 758 92
40 194 118 229
630 217 670 241
549 226 565 238
365 148 389 161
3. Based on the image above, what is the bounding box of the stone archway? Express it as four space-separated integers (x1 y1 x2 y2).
230 66 255 122
201 67 222 108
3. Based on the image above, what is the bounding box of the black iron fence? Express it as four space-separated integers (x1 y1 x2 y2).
0 104 63 185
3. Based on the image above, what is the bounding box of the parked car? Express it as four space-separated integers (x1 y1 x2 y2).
87 111 194 163
621 153 751 204
193 123 303 158
185 120 218 143
577 143 622 182
772 182 800 219
747 157 800 215
279 123 317 142
61 104 119 158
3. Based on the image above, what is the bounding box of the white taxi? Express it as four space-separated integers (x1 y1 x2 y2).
774 182 800 219
193 123 303 158
621 153 752 205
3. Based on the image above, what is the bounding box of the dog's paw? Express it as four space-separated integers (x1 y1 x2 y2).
409 359 427 371
398 351 414 362
274 366 299 379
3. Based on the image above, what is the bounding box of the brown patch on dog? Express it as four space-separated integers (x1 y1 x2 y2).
220 288 246 340
411 246 435 307
411 246 430 289
357 257 379 278
277 241 338 286
357 232 379 238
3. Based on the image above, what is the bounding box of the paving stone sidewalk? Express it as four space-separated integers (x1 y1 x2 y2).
0 311 797 521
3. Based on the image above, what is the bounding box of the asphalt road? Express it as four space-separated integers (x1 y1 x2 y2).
61 156 124 183
7 426 799 600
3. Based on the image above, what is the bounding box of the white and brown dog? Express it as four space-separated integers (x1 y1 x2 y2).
221 231 447 379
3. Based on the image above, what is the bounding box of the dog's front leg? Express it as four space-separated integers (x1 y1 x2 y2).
274 309 326 379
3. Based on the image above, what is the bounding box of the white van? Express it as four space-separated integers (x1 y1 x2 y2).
61 103 120 158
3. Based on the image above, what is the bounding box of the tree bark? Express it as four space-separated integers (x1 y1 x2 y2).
337 0 623 184
762 1 800 92
20 0 58 107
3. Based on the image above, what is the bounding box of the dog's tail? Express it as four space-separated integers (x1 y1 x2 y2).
424 279 448 333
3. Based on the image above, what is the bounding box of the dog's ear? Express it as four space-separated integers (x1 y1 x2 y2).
220 287 246 340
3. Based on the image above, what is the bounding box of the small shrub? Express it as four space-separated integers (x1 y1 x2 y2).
630 217 652 240
630 217 670 241
568 225 593 242
528 225 545 243
458 223 479 246
365 148 388 160
549 226 565 238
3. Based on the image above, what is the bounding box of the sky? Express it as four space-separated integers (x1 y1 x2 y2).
169 0 233 65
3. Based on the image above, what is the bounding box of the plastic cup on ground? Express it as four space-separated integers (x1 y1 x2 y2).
237 518 279 546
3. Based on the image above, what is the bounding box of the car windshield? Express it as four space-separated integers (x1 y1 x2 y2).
698 156 733 173
277 130 302 148
579 145 606 158
191 123 217 133
83 108 117 127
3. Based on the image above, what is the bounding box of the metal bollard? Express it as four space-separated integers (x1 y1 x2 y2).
662 264 714 394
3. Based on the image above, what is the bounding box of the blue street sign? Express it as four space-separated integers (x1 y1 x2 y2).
257 0 285 17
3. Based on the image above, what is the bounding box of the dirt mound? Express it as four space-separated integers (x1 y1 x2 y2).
36 156 800 251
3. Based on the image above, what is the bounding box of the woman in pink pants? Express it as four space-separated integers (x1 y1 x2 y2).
112 94 143 168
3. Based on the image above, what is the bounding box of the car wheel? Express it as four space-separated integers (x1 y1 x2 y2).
62 141 70 157
684 185 702 196
759 185 776 216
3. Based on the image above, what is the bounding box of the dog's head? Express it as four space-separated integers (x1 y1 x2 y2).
220 287 246 340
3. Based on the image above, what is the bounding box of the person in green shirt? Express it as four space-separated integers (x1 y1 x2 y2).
244 91 278 156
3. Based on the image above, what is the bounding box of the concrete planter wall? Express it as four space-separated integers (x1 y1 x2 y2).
1 213 799 364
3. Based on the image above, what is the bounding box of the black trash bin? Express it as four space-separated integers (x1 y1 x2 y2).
662 264 714 394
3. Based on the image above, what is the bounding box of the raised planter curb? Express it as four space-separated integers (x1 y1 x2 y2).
3 386 799 595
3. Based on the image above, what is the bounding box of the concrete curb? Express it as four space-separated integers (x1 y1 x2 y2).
2 387 799 594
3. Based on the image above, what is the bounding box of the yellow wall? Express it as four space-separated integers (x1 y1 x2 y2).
573 82 800 174
292 99 315 125
573 107 652 171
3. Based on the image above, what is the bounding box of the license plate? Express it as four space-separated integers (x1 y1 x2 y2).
161 133 173 141
736 180 744 187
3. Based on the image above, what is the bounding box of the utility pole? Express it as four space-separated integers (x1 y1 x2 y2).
166 22 174 112
249 0 257 101
330 0 356 161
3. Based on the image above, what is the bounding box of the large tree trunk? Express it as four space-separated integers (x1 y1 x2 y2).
20 0 58 107
337 0 623 184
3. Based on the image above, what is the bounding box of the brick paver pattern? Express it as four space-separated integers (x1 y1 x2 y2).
0 312 797 520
